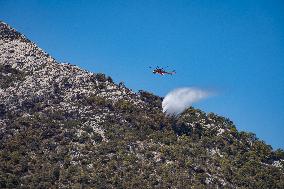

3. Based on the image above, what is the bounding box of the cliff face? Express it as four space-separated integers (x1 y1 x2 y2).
0 21 283 188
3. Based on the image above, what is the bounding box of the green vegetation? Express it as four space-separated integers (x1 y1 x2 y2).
1 99 283 188
0 64 26 89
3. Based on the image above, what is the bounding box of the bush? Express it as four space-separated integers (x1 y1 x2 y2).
0 64 26 88
85 95 109 106
138 90 162 108
94 73 107 82
115 100 136 112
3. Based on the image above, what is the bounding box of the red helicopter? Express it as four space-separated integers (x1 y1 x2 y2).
150 66 176 75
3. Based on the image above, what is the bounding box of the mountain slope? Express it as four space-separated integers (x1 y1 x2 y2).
0 21 283 188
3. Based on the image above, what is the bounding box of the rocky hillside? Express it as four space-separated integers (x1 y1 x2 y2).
0 21 283 188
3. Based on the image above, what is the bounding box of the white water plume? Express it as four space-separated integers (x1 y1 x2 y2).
162 87 212 115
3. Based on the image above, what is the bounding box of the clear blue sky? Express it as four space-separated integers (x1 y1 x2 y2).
1 0 283 149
